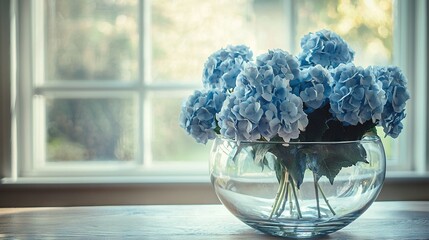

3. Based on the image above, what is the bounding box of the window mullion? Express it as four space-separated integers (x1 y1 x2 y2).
16 0 36 177
413 0 428 172
34 81 141 94
32 0 47 171
283 0 297 54
140 0 152 167
0 0 12 179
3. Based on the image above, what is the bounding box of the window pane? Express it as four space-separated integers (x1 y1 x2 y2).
151 0 290 83
296 0 393 65
45 0 139 82
149 93 211 162
46 97 137 162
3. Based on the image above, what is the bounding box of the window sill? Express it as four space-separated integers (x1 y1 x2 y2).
1 175 210 185
1 172 429 207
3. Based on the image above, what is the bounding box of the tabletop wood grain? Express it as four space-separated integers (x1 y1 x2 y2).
0 201 428 239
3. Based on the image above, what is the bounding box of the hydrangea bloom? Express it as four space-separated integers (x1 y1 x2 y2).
298 29 355 68
234 62 289 103
181 30 409 145
217 61 308 142
202 45 253 92
179 89 226 144
217 95 263 141
290 64 333 112
276 94 308 141
372 66 410 137
380 105 406 138
256 49 300 81
329 63 386 125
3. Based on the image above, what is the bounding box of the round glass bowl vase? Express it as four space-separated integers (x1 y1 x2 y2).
209 136 386 238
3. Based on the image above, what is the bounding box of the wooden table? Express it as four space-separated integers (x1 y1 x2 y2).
0 202 428 239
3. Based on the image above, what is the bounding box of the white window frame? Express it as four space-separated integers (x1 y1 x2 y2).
394 0 428 174
10 0 208 180
0 0 428 206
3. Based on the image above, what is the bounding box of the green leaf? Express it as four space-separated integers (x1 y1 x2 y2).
229 143 246 162
230 143 274 172
253 144 272 165
270 145 307 188
306 143 368 184
252 144 273 171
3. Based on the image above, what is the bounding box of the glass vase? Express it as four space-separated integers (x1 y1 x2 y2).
209 136 386 238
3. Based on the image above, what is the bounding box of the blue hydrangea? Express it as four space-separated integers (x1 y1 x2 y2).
276 94 309 141
380 105 406 138
257 102 282 140
235 62 289 103
256 49 300 81
290 64 333 112
373 66 410 112
298 29 355 69
234 62 265 100
217 60 308 142
217 95 263 141
202 45 253 92
179 89 226 144
182 30 410 144
329 63 386 126
372 66 410 138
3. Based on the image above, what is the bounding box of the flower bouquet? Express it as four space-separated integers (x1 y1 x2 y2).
179 29 410 237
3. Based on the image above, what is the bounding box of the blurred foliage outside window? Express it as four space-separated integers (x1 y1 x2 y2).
41 0 394 164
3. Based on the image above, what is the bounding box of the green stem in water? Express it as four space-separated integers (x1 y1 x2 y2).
317 183 336 216
269 169 287 219
278 181 289 216
313 173 321 218
289 182 293 216
289 177 302 219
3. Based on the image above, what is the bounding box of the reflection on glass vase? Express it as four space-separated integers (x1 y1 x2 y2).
209 135 386 238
